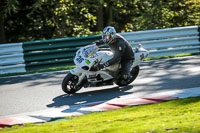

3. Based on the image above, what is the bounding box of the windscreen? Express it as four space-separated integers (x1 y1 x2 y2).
83 45 98 58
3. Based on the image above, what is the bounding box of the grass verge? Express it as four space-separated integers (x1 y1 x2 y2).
1 96 200 133
0 65 76 78
144 53 200 61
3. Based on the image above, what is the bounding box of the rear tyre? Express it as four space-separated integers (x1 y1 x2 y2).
115 65 140 86
62 73 83 94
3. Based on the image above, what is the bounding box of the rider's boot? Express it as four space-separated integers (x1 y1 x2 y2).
120 73 132 86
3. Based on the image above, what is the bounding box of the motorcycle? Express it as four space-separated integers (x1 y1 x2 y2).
62 43 149 94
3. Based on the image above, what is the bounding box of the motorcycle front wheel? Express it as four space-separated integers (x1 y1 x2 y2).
62 73 83 94
115 65 140 86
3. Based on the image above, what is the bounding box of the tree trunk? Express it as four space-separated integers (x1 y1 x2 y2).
104 0 113 27
0 0 6 44
97 0 104 31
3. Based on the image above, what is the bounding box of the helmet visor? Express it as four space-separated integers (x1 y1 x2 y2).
103 34 111 43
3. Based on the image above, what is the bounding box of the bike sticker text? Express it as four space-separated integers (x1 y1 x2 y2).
76 56 84 64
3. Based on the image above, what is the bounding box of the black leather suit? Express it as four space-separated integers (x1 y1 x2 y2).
95 34 135 79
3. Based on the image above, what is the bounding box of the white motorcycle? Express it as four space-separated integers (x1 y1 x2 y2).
62 44 149 94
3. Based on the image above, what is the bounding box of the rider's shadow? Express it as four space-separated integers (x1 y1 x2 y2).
47 85 133 108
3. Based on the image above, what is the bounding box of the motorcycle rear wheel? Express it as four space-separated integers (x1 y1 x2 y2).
115 65 140 86
62 73 83 94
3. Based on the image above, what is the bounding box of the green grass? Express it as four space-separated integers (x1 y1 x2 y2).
144 53 200 61
1 96 200 133
0 65 76 77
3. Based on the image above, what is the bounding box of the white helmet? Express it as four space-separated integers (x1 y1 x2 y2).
102 26 116 44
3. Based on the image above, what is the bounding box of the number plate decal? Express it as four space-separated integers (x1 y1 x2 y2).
76 56 84 64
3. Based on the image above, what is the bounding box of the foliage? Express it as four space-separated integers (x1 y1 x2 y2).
1 0 200 43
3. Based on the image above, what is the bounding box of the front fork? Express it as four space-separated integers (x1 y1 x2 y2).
70 67 86 86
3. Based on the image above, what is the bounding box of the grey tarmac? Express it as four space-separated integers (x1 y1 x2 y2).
0 55 200 116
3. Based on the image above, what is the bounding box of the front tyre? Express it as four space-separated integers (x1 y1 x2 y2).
128 65 140 84
115 65 140 86
62 73 82 94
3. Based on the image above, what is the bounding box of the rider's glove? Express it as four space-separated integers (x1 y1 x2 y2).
98 62 110 70
98 64 105 70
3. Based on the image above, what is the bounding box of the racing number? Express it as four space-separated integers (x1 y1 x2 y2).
76 56 84 64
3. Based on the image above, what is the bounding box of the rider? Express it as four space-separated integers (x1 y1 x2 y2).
93 26 135 84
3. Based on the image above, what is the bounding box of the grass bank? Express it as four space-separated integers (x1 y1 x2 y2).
0 65 76 77
144 53 200 61
1 96 200 133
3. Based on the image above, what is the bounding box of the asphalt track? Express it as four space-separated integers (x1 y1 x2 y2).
0 55 200 116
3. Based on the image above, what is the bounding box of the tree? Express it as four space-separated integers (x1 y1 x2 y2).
0 0 21 44
1 0 200 43
96 0 104 31
0 0 6 44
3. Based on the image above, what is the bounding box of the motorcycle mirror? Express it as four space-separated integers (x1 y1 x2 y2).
138 44 142 49
136 44 142 51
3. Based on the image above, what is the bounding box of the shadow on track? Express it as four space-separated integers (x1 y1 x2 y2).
47 85 133 108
